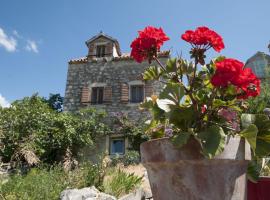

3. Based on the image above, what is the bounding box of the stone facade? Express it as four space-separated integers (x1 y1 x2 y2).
64 32 169 119
245 51 270 80
63 32 169 158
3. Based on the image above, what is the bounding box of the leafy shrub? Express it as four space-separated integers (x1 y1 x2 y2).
112 112 149 151
103 168 143 198
247 82 270 114
0 161 108 200
0 94 109 168
0 167 67 200
123 151 140 166
110 154 123 167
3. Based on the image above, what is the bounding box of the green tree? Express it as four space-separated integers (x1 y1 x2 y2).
0 94 109 169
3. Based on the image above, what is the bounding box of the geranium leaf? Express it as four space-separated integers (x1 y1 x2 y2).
143 66 163 80
198 125 226 158
166 58 177 72
159 82 185 104
247 161 260 183
239 124 258 152
156 99 175 112
241 114 255 129
171 132 191 148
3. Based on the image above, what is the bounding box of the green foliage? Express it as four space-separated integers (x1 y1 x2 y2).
0 161 109 200
112 113 149 151
103 168 142 198
247 82 270 114
0 94 109 167
143 66 164 81
139 56 270 163
122 151 140 166
0 167 67 200
239 124 258 152
171 132 190 148
198 125 226 158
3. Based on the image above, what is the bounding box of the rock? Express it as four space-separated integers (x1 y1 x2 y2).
119 188 152 200
60 186 116 200
264 108 270 116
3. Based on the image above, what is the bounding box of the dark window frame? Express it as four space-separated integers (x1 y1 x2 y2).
91 87 104 104
130 85 144 103
96 45 106 57
109 137 125 155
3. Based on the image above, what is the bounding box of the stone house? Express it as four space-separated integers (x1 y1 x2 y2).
63 32 169 158
245 44 270 80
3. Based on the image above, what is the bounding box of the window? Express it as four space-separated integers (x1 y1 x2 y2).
91 87 103 104
110 138 125 155
130 85 144 103
96 45 106 57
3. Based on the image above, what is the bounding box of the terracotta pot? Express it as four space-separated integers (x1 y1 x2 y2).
140 136 251 200
247 177 270 200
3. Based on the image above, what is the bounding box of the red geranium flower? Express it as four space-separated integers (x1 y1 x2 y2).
211 58 260 99
130 26 169 63
236 68 261 99
211 58 243 87
181 26 225 52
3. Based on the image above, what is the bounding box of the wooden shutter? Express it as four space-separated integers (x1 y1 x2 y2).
106 43 112 56
120 83 129 103
103 86 112 104
145 81 154 98
81 86 90 104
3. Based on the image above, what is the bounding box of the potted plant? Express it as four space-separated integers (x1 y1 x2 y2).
129 26 270 200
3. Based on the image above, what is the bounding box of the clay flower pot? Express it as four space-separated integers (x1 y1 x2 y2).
140 136 251 200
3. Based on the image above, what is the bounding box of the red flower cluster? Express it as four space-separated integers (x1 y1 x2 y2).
211 58 260 99
130 26 169 63
181 26 225 52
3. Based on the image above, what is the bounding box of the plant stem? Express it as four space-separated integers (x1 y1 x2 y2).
154 57 166 72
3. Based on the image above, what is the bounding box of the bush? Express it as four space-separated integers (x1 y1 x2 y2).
123 151 140 166
103 168 143 198
0 161 107 200
110 154 122 167
0 167 67 200
0 94 109 168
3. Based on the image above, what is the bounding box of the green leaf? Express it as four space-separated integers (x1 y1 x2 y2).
241 114 255 129
213 99 227 108
239 124 258 152
143 66 162 80
159 82 185 104
247 161 260 183
171 132 191 148
198 125 226 158
166 58 177 72
168 106 194 131
156 99 175 112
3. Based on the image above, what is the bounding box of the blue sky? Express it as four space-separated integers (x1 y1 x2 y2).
0 0 270 106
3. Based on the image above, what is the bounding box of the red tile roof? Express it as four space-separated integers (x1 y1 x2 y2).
68 50 170 64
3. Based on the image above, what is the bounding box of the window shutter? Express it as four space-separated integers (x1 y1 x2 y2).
81 86 91 104
103 86 112 103
106 43 112 56
145 81 154 98
120 83 129 103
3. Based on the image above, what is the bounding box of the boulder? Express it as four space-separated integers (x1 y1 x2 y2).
60 186 116 200
118 188 152 200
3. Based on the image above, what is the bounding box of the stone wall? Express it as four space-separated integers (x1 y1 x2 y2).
63 58 167 121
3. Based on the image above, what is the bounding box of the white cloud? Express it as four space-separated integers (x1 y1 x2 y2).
12 30 22 38
0 27 17 52
0 94 10 108
25 40 39 53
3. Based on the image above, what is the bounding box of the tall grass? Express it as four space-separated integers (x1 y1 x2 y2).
104 168 143 198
